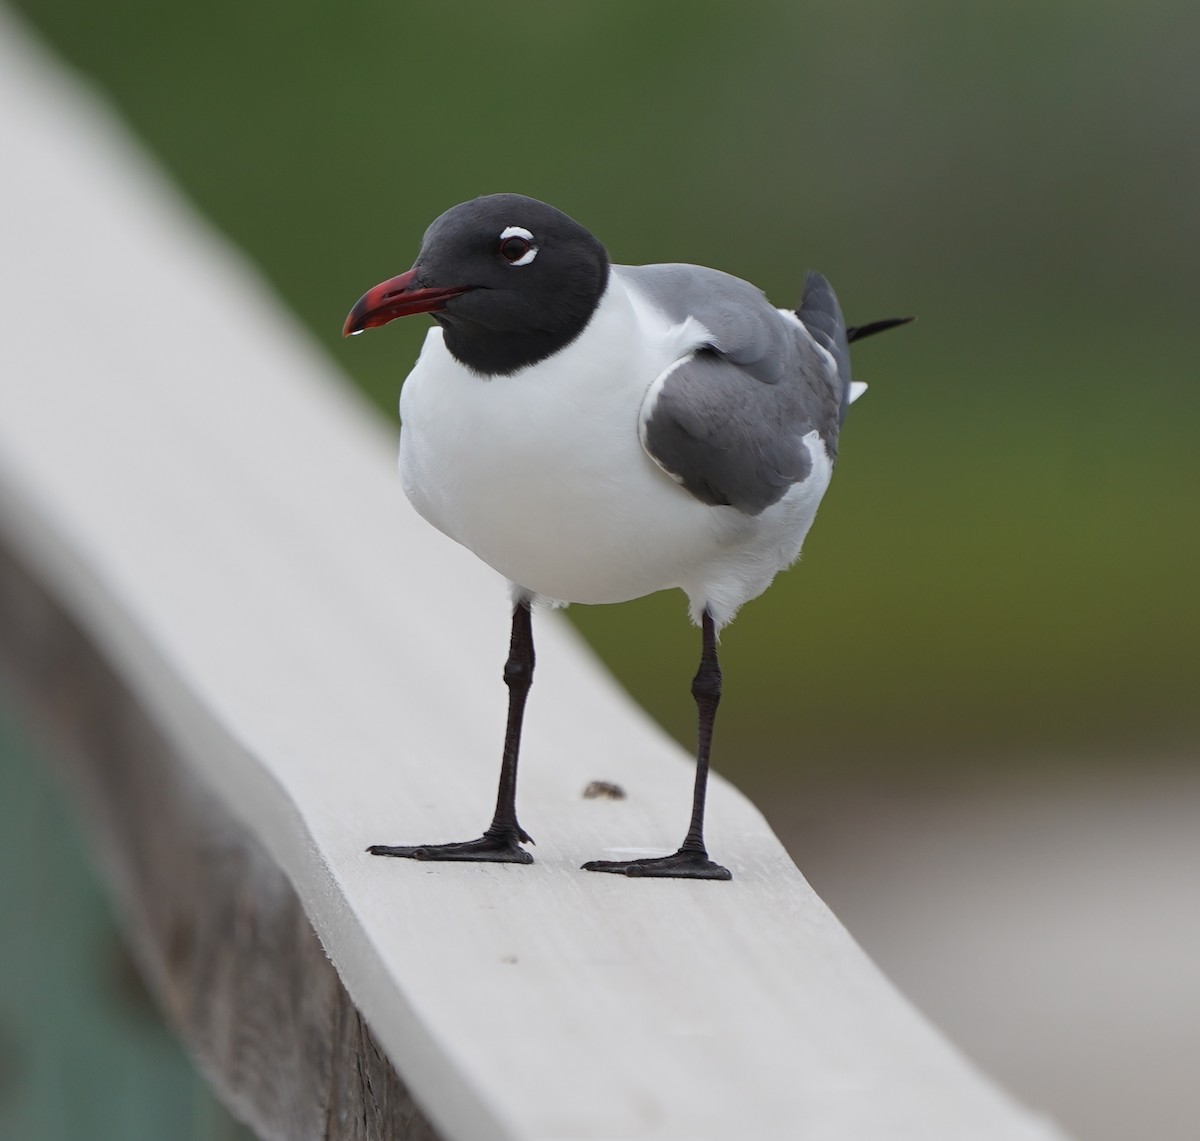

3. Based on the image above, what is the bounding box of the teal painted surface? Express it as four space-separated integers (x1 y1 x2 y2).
0 694 254 1141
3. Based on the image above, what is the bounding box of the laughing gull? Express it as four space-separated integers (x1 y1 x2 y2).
344 193 910 880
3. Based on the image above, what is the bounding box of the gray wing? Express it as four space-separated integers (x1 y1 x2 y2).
795 271 855 423
626 264 848 516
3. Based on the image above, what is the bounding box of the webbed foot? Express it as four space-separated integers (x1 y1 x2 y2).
369 827 533 864
582 847 731 880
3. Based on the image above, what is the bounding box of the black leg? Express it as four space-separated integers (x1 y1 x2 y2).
369 601 535 864
583 609 732 880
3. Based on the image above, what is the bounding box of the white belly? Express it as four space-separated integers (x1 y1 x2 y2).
397 276 831 626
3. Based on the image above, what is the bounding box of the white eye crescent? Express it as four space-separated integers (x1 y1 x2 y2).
498 225 537 266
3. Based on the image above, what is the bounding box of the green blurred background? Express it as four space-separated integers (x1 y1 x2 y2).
10 0 1197 776
1 1 1198 1137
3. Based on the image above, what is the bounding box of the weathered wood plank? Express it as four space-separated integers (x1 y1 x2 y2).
0 9 1067 1140
0 538 441 1141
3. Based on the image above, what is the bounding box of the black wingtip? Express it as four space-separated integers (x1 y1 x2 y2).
846 315 916 343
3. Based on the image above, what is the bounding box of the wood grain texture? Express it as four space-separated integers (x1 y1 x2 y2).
0 539 441 1141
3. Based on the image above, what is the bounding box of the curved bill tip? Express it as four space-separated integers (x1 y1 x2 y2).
342 301 368 338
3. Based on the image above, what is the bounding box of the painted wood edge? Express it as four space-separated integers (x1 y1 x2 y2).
0 535 443 1141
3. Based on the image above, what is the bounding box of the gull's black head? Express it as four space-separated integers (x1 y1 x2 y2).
343 193 610 376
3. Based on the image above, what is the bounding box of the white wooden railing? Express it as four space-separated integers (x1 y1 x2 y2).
0 10 1067 1140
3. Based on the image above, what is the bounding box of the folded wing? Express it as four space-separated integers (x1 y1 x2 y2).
629 266 848 516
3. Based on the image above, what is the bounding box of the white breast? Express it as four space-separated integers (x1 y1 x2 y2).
397 272 832 626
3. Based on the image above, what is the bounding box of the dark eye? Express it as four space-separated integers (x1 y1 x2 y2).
497 227 538 265
499 236 532 262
